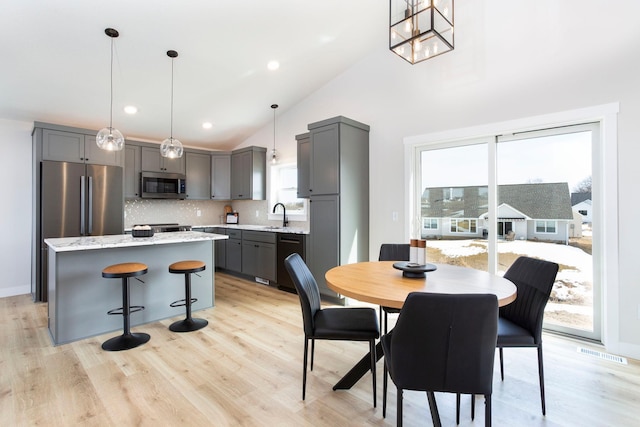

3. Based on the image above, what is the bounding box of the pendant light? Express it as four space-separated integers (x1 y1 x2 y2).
96 28 125 151
270 104 278 164
160 50 184 158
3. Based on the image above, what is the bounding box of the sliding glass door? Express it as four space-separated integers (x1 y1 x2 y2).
416 123 600 341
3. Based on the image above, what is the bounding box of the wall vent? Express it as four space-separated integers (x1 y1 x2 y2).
577 347 627 365
255 277 269 285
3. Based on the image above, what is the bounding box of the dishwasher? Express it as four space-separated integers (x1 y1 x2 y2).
276 233 306 293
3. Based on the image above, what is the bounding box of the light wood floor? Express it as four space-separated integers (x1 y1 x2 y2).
2 272 639 426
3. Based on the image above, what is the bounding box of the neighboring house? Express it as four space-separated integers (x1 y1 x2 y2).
571 192 592 224
421 182 574 243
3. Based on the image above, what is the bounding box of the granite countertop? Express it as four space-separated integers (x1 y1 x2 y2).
190 224 309 234
45 231 228 253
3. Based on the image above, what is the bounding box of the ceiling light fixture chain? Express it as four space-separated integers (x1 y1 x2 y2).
160 49 183 159
271 103 278 164
96 28 125 151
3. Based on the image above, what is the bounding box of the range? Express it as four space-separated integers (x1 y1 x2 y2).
136 223 192 233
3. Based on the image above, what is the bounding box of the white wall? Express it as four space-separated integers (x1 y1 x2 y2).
243 1 640 357
0 119 33 297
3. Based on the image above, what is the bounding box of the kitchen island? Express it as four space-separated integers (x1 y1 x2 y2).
45 231 227 345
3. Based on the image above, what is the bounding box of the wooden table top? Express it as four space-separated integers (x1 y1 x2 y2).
325 261 517 309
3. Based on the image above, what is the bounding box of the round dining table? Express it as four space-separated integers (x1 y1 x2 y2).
325 261 517 309
323 261 517 391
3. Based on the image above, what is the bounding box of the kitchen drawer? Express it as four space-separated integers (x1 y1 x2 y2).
242 230 277 244
227 229 242 239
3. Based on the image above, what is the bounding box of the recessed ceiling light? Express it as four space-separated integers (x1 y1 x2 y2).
124 105 138 114
202 122 213 129
267 60 280 71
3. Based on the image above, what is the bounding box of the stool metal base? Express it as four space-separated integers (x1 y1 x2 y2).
102 332 150 351
169 317 208 332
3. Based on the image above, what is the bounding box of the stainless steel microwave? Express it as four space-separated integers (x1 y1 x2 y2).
140 172 186 199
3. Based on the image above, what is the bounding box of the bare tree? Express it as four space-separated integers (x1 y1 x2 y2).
573 176 592 193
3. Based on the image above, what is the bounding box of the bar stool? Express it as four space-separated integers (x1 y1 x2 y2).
168 260 208 332
101 262 150 351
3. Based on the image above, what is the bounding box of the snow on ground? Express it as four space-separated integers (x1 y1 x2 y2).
427 239 593 314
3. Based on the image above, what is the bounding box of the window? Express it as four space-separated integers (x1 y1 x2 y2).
269 163 307 221
450 218 477 233
423 218 438 230
535 220 557 233
579 209 587 216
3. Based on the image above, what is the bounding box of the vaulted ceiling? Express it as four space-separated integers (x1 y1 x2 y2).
1 1 387 150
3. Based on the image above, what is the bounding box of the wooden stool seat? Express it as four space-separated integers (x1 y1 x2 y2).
169 260 206 274
168 260 208 332
101 262 150 351
103 262 148 278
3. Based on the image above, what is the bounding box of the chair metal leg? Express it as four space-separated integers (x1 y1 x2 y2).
537 344 546 415
499 347 505 380
310 339 315 371
471 394 476 419
384 310 388 334
370 339 377 408
397 388 403 427
302 338 308 400
383 364 388 418
426 391 442 427
484 394 492 427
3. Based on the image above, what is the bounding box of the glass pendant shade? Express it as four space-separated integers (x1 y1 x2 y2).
160 137 184 159
97 28 124 151
96 127 125 151
389 0 455 64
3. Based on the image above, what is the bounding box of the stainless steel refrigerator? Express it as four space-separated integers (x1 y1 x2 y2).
36 160 123 301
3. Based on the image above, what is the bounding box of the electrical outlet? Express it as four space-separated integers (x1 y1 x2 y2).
638 304 640 320
256 210 260 218
196 210 201 217
392 211 398 221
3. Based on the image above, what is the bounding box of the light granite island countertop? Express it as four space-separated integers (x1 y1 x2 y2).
45 231 228 345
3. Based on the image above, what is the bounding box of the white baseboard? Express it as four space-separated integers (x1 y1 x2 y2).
0 285 31 299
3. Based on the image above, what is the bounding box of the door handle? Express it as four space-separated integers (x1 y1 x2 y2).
88 176 93 234
80 176 86 235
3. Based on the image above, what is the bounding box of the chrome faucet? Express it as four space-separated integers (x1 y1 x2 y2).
272 203 288 228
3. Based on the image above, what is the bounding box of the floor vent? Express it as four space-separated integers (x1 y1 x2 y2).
577 347 627 365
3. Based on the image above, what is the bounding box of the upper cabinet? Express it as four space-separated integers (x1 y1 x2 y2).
296 133 311 198
211 152 231 200
185 151 211 200
124 143 141 199
140 146 185 174
230 146 266 200
40 128 123 167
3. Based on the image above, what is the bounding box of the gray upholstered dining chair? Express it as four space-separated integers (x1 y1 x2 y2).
284 253 380 406
382 292 499 427
378 243 410 333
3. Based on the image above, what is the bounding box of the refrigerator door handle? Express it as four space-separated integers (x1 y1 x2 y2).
88 176 93 235
80 175 86 235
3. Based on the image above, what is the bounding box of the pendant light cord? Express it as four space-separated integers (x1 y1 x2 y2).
170 56 174 141
109 36 114 130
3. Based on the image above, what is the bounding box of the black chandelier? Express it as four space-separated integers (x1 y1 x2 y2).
389 0 454 64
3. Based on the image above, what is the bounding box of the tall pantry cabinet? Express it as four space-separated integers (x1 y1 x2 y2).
297 116 369 300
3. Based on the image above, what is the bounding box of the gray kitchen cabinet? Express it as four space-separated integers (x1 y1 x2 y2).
225 229 243 273
124 143 141 198
213 227 227 268
141 146 185 174
296 133 310 198
304 116 370 300
230 146 266 200
40 127 123 167
185 151 211 200
241 230 276 282
211 152 231 200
